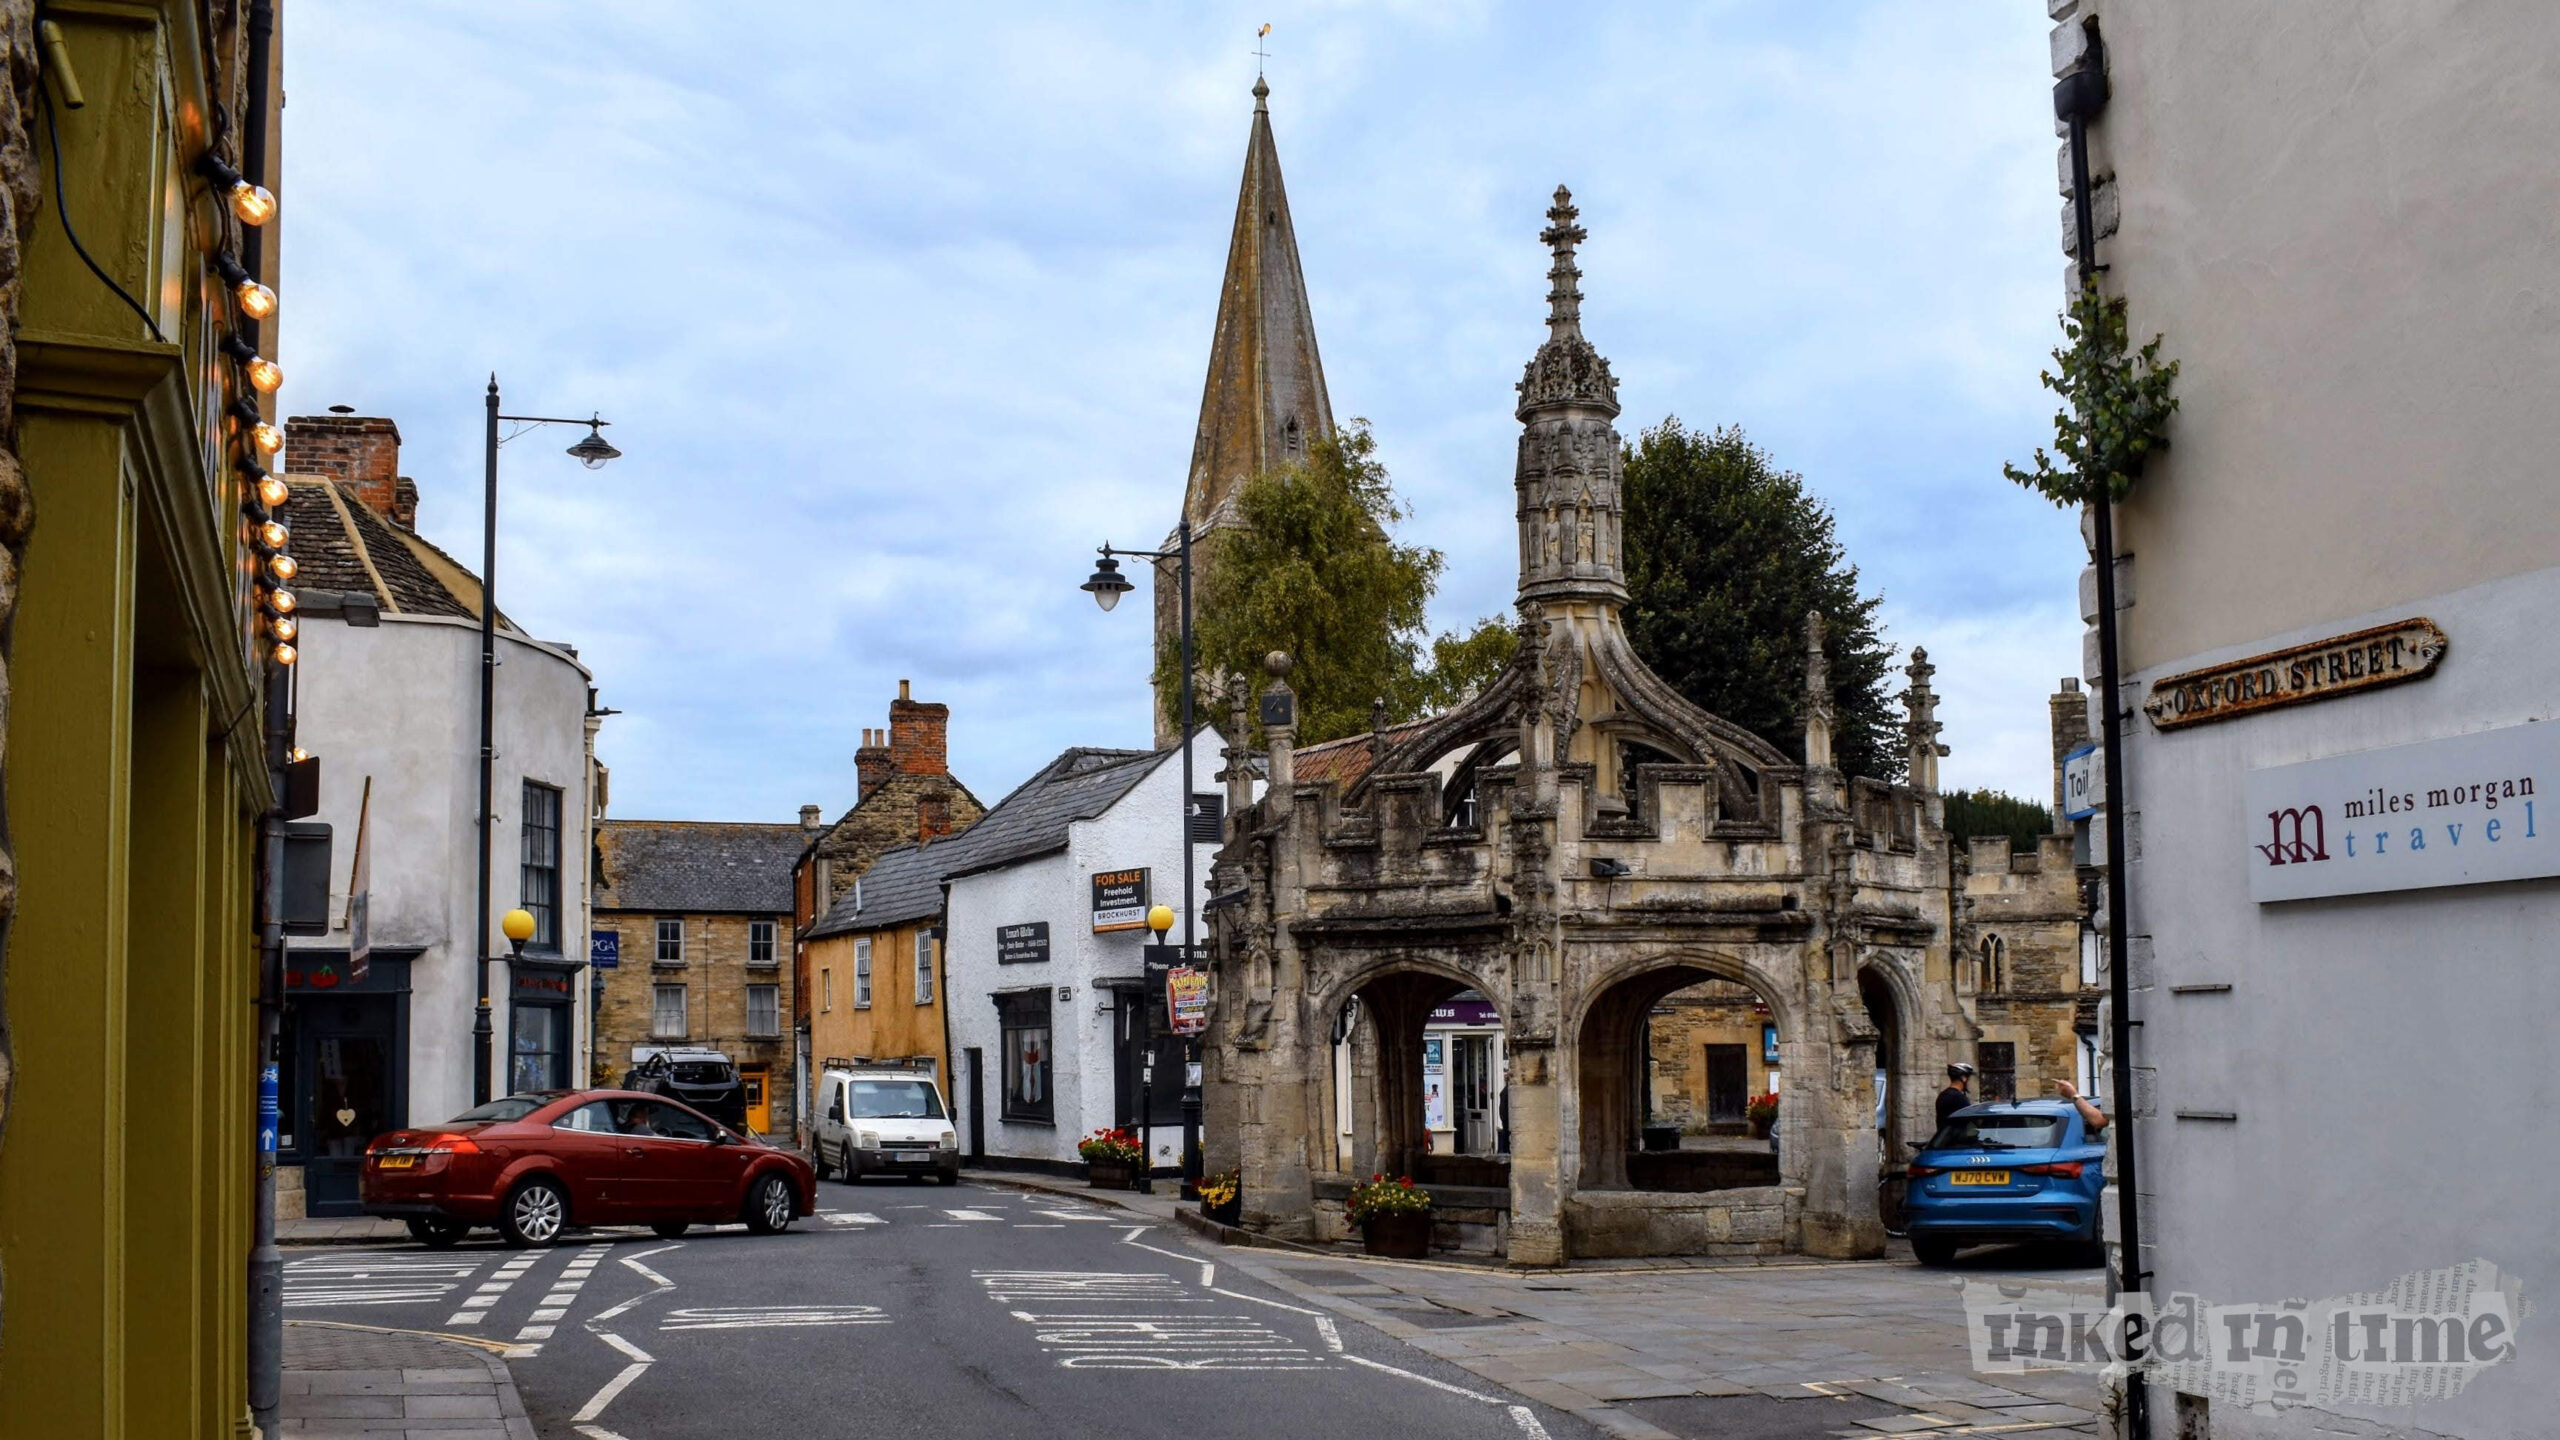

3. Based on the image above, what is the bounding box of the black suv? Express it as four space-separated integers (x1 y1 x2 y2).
621 1051 748 1129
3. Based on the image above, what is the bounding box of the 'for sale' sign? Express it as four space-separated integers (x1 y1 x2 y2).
1090 868 1150 932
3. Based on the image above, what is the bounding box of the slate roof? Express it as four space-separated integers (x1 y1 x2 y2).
806 840 953 939
277 479 503 623
938 746 1172 881
595 820 807 915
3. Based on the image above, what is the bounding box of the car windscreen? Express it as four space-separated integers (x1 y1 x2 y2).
669 1063 734 1086
1928 1113 2068 1150
449 1096 546 1123
850 1080 945 1120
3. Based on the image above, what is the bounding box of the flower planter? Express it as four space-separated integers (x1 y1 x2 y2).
1086 1161 1137 1190
1203 1196 1242 1227
1641 1125 1681 1152
1360 1211 1433 1260
1747 1119 1773 1140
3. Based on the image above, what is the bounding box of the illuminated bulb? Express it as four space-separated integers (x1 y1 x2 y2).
246 356 283 393
271 641 297 666
235 278 277 321
267 587 297 615
230 180 278 227
250 421 283 456
269 615 298 642
288 747 310 763
256 519 289 550
267 554 297 583
256 475 290 508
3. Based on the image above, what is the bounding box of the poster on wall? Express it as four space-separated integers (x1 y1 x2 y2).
1166 966 1209 1036
1422 1036 1447 1130
1090 868 1151 932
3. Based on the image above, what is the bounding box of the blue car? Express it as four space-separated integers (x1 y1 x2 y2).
1903 1099 2106 1266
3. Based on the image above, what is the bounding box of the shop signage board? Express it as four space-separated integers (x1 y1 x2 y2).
1090 868 1150 932
997 920 1052 964
2145 618 2446 730
2061 744 2102 821
1166 967 1209 1036
1426 998 1501 1027
2244 719 2556 902
590 930 620 969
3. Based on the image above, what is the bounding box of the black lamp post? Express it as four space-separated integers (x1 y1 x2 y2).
1083 520 1205 1197
474 382 620 1106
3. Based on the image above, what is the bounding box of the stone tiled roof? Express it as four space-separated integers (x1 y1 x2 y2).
939 745 1172 881
596 820 806 915
276 479 501 624
1292 720 1432 789
807 840 955 939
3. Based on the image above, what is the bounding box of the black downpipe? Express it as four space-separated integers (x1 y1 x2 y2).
2056 25 2150 1440
241 3 284 1433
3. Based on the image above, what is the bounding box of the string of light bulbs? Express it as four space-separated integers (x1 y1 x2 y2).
196 143 295 667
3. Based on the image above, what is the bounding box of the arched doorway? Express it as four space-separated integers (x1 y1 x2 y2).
1326 968 1511 1188
1577 962 1788 1194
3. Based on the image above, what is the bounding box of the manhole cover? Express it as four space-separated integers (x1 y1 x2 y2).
1621 1392 1903 1440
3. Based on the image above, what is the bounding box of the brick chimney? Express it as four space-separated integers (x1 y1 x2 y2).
854 728 892 800
917 796 952 844
887 679 950 778
285 414 418 527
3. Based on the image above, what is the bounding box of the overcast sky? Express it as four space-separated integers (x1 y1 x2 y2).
279 2 2083 822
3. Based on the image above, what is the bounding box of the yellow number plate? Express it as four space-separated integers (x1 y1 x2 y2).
1950 1169 2010 1186
376 1154 417 1170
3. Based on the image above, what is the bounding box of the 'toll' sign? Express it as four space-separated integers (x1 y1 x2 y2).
2244 720 2555 902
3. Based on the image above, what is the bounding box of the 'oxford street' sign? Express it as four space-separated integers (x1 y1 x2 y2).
2244 720 2554 902
2145 619 2446 730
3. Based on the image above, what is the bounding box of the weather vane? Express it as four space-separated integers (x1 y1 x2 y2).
1254 22 1271 78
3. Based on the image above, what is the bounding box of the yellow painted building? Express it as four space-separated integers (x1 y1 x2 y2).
807 842 955 1083
1 2 287 1434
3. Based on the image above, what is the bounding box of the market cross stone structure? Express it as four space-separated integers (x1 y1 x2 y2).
1202 190 1983 1264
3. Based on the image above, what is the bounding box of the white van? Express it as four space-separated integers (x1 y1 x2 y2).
813 1068 960 1185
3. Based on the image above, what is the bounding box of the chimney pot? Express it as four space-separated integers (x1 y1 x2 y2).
799 804 823 833
899 679 912 701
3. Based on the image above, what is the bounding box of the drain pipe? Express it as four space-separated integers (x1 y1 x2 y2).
2055 23 2150 1440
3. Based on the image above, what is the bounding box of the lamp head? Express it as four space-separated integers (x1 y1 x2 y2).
1082 555 1134 612
565 419 621 470
501 907 538 948
1146 903 1176 936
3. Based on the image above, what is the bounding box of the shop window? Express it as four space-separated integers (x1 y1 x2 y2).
747 984 780 1038
652 984 687 1039
855 938 873 1008
519 782 562 951
749 918 778 967
1979 1041 2017 1103
998 989 1053 1123
655 917 684 965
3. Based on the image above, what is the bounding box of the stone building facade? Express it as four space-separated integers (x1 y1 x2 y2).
594 821 806 1138
1204 191 1980 1265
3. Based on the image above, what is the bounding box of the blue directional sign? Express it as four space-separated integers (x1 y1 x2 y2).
258 1062 280 1154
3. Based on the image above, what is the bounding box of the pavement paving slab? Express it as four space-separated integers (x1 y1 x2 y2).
280 1323 535 1440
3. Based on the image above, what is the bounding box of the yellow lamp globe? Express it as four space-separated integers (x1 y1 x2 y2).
501 908 538 945
1146 904 1176 935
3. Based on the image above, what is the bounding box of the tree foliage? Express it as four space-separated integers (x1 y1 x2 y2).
1164 421 1513 745
2005 284 2180 507
1620 420 1902 780
1942 789 2055 856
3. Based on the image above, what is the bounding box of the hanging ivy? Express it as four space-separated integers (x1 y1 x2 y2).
2004 283 2180 506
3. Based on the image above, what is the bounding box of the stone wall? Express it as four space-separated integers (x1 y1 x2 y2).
1643 980 1774 1133
594 910 797 1137
1960 832 2087 1104
1563 1186 1804 1258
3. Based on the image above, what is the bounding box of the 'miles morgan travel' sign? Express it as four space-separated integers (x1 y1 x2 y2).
2146 618 2446 730
2244 721 2554 902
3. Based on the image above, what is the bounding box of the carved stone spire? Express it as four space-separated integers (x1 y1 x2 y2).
1514 185 1628 609
1802 610 1836 770
1903 647 1948 792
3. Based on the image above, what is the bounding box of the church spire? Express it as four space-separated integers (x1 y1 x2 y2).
1513 186 1628 609
1181 77 1335 530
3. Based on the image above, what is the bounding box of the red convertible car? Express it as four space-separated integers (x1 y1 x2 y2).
361 1089 816 1248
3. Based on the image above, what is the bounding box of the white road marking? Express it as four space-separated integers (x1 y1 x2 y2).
286 1254 482 1310
974 1271 1204 1304
515 1324 555 1340
572 1358 650 1422
943 1209 1001 1221
1030 1209 1119 1222
601 1331 656 1363
1118 1226 1216 1287
659 1305 888 1331
573 1427 634 1440
1344 1353 1504 1403
1317 1317 1345 1353
1210 1287 1320 1316
823 1212 884 1227
1015 1223 1067 1229
1508 1405 1553 1437
589 1244 682 1324
1009 1312 1327 1370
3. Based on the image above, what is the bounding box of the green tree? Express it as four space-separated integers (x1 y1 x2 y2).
1162 421 1511 745
1942 789 2055 855
1620 419 1901 779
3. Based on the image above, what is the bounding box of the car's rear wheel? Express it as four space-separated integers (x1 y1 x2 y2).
405 1217 469 1249
744 1173 796 1234
651 1221 690 1239
935 1168 960 1187
1912 1236 1958 1267
499 1179 568 1248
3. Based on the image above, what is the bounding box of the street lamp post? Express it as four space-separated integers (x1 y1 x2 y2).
474 380 620 1105
1083 520 1205 1197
